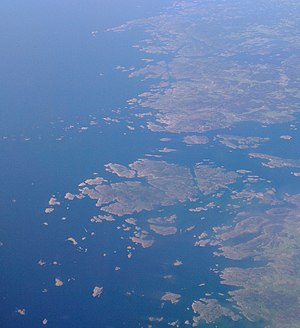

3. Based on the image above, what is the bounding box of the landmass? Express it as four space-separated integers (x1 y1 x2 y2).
92 286 103 298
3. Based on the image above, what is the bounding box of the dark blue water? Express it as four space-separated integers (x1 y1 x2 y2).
1 1 299 327
0 1 175 327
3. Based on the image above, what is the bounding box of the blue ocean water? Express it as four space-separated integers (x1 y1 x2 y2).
0 1 174 327
1 1 300 327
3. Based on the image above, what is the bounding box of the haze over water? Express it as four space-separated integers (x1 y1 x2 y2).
1 1 300 327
